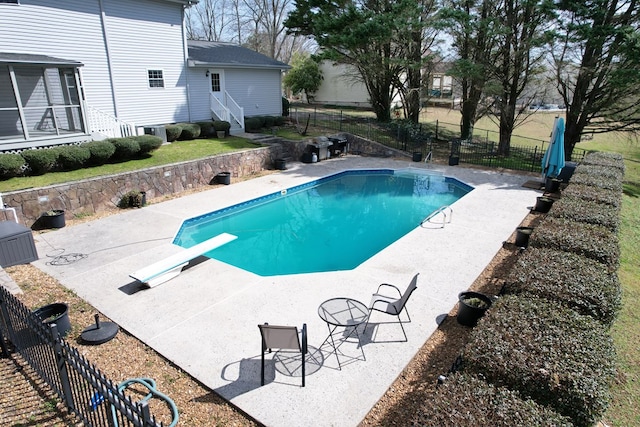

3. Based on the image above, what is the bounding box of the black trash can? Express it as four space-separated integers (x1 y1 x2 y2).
216 172 231 185
275 158 287 170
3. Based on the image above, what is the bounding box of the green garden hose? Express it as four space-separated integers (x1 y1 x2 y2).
110 377 179 427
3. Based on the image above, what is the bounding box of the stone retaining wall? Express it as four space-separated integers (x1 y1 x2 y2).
4 145 283 227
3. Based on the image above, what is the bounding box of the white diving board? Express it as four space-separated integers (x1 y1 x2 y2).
130 233 237 288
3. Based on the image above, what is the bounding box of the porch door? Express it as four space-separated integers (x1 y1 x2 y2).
61 69 82 132
209 69 225 106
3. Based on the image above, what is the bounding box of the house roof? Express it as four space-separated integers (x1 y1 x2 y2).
187 41 290 70
0 52 83 67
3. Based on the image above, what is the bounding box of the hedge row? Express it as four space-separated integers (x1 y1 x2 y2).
413 372 573 426
503 247 621 326
462 296 615 427
244 115 286 132
0 135 163 178
165 121 231 142
431 151 624 426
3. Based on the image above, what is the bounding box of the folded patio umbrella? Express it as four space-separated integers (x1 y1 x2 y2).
542 117 566 178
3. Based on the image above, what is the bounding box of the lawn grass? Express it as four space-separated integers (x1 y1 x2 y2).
0 137 257 192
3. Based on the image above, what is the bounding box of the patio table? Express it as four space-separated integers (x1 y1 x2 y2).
317 297 368 369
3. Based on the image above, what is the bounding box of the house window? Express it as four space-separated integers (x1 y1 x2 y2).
148 69 164 88
210 73 221 92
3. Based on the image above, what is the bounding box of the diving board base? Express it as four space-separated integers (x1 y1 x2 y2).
129 233 237 288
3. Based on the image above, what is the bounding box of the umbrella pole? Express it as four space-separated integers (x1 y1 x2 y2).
543 116 559 179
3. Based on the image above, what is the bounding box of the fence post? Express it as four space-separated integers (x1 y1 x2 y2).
435 120 439 140
52 325 76 413
339 110 343 132
532 146 538 172
0 292 15 357
314 106 317 127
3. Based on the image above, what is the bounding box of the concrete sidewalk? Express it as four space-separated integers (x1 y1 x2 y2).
29 157 540 426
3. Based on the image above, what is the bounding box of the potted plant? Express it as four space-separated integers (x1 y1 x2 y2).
39 209 66 229
515 226 534 248
213 120 231 138
534 196 554 213
216 171 231 185
545 176 562 193
33 302 71 336
118 190 146 208
457 291 492 327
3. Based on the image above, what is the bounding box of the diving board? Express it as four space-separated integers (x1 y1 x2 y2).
130 233 237 288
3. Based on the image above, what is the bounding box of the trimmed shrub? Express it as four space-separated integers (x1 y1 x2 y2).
581 151 625 171
574 163 624 181
569 171 623 193
57 145 91 170
83 140 116 166
178 123 201 140
212 120 231 135
414 372 573 426
164 124 183 142
263 115 276 128
244 117 262 132
548 195 620 232
274 115 285 126
132 135 163 155
109 138 140 161
21 148 58 175
196 121 215 137
562 183 622 208
118 190 145 208
282 96 290 116
529 217 619 268
462 295 615 427
0 153 26 179
503 247 621 326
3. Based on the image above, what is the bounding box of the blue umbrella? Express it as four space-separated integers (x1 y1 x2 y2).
542 117 566 178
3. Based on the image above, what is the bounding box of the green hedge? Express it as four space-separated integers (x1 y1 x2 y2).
165 124 183 142
580 151 625 171
462 295 615 427
503 247 621 326
178 123 201 140
562 183 622 208
196 121 215 137
569 171 623 193
108 138 140 161
83 140 116 165
244 117 262 132
282 97 290 116
0 153 26 179
21 148 58 175
529 216 619 268
57 145 91 170
413 372 573 426
548 195 620 232
132 135 163 155
572 164 624 181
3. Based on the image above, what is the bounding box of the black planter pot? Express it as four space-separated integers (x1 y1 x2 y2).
216 172 231 185
274 158 287 170
39 209 66 229
534 196 554 213
412 152 422 162
33 303 71 337
457 291 492 327
515 226 534 248
545 177 562 193
449 155 460 166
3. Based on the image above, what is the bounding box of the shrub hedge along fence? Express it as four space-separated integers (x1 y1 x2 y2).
433 151 624 427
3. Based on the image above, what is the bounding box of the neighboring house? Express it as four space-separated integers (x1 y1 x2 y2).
309 61 372 108
0 0 288 152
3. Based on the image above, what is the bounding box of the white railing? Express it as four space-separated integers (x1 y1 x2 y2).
210 93 245 132
85 104 137 139
224 91 244 130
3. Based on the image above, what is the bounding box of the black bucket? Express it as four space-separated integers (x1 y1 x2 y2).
275 158 287 170
457 292 492 327
515 226 533 248
34 303 71 337
216 172 231 185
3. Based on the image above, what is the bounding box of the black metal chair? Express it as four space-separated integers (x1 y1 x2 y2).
258 323 308 387
366 273 419 342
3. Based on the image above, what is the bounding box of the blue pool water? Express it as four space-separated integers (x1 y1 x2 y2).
173 169 473 276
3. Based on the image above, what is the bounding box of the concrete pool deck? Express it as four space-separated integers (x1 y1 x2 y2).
29 156 541 426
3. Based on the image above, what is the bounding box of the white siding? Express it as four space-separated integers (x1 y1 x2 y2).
187 69 212 121
225 68 283 117
0 0 113 114
312 62 371 107
0 0 190 125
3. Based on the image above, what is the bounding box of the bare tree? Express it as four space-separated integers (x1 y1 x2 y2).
186 0 232 41
242 0 293 60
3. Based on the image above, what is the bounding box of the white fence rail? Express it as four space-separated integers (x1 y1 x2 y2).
86 104 137 139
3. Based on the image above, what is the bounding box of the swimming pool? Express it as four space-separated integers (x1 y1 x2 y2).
173 169 473 276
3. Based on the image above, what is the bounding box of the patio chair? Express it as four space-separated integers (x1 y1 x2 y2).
259 323 308 387
365 273 419 342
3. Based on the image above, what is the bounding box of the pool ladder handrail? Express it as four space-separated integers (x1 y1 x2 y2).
420 205 453 228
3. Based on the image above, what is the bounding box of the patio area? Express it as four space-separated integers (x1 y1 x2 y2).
29 156 539 426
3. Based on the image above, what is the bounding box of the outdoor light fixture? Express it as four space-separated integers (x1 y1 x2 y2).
206 70 210 77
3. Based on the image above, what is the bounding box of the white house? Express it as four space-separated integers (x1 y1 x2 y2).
0 0 288 151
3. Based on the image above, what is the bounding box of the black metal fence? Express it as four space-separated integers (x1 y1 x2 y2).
0 285 167 427
290 106 588 172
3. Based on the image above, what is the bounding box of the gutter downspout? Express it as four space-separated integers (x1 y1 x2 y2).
98 0 119 118
182 5 192 122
